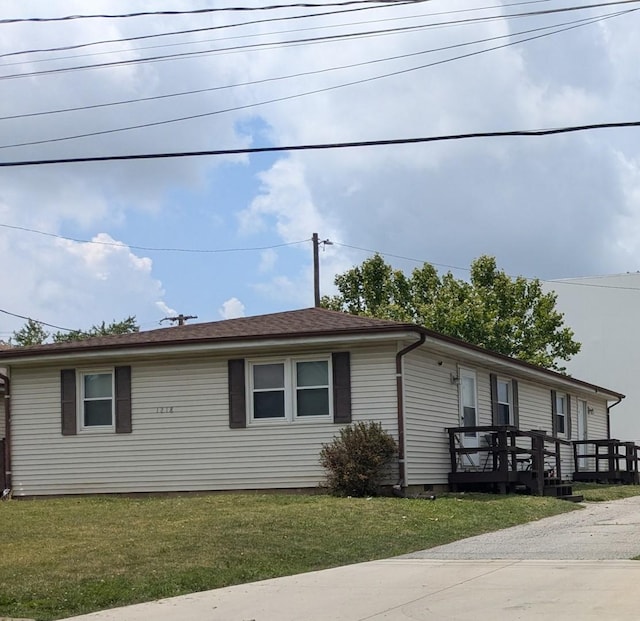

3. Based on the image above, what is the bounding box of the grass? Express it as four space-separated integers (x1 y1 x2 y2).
574 482 640 502
0 492 579 620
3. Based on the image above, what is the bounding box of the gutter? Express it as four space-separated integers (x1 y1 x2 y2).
606 395 624 440
395 332 426 492
0 372 10 492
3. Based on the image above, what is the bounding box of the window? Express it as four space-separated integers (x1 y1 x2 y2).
80 371 114 429
60 366 132 436
496 379 512 426
555 393 566 434
249 358 331 422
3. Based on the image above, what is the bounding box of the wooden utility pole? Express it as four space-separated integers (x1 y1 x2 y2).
312 232 332 307
313 233 320 307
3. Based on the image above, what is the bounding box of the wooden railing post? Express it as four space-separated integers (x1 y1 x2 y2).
531 433 545 496
573 442 579 473
448 430 457 474
555 440 562 480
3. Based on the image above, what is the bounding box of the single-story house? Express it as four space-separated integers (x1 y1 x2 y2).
0 307 628 497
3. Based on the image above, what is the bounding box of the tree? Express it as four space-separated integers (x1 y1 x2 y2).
11 318 50 347
11 316 139 346
322 254 580 371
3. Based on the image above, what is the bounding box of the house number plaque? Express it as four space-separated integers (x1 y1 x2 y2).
156 406 174 413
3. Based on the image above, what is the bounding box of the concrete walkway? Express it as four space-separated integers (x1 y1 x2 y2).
63 498 640 621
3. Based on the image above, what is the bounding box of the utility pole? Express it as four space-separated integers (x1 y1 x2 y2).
161 314 198 326
312 232 333 307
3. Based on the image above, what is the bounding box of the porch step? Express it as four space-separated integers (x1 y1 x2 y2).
543 480 582 502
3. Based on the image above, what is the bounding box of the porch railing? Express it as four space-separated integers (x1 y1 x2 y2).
447 425 572 495
573 439 640 484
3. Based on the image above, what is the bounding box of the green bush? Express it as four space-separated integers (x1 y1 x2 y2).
319 421 397 497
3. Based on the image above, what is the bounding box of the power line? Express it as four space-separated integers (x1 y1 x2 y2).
0 1 424 25
0 0 549 64
332 243 640 292
0 9 612 124
1 121 639 168
0 1 427 61
0 308 72 331
3 1 637 81
0 223 309 253
1 9 630 150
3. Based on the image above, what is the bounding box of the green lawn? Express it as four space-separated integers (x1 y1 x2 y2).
0 492 576 621
574 482 640 502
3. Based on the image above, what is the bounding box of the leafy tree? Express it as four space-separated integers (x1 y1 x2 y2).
322 254 580 371
52 316 139 343
11 318 50 347
12 316 139 346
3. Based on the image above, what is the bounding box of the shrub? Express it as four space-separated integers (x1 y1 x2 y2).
319 421 397 497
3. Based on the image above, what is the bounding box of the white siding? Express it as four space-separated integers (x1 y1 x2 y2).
10 344 400 496
403 350 614 485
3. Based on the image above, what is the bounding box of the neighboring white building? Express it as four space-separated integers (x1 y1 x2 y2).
549 273 640 444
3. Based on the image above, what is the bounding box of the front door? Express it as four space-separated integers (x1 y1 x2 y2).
459 369 479 466
577 399 588 469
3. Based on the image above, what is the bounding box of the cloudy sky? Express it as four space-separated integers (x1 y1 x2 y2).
1 0 640 343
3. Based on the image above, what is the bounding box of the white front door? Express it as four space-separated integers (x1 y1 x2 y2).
459 369 479 466
577 399 588 469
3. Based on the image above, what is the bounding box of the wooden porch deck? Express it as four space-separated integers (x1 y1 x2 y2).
447 425 577 499
573 439 640 484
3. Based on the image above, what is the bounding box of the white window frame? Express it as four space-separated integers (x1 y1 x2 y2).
496 378 512 426
77 368 115 433
247 356 333 424
555 393 567 435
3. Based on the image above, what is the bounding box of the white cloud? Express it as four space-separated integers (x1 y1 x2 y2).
219 297 246 319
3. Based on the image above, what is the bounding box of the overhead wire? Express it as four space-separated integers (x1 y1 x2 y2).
0 223 309 253
0 0 428 25
1 121 640 167
331 243 640 291
0 0 550 65
0 10 610 124
2 1 638 81
0 9 632 151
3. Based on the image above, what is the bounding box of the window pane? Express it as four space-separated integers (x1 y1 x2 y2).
297 388 329 416
498 403 511 426
463 405 476 427
556 395 566 415
254 391 285 419
253 364 284 390
297 361 328 387
84 373 112 399
497 380 510 404
557 414 565 434
84 399 112 426
461 376 475 408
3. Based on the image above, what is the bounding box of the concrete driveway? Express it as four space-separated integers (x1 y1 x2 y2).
63 497 640 621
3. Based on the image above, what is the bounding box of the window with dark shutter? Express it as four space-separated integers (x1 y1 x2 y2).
332 352 351 424
228 359 247 428
115 366 132 434
61 369 77 436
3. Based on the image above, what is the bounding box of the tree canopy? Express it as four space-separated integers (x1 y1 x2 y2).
321 254 580 371
11 316 139 347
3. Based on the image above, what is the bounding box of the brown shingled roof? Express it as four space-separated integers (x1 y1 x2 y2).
0 307 414 358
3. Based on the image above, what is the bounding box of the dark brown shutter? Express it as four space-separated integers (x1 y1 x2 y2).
61 369 77 436
489 373 499 425
551 390 557 436
228 359 247 429
511 380 520 428
566 394 572 439
115 366 132 434
332 352 351 424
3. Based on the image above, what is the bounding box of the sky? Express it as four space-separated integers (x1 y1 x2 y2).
1 0 640 355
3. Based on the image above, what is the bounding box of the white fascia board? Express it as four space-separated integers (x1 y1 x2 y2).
423 336 621 400
2 331 417 367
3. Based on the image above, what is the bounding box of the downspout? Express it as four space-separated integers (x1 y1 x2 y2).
1 372 10 491
606 395 623 440
395 332 426 493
